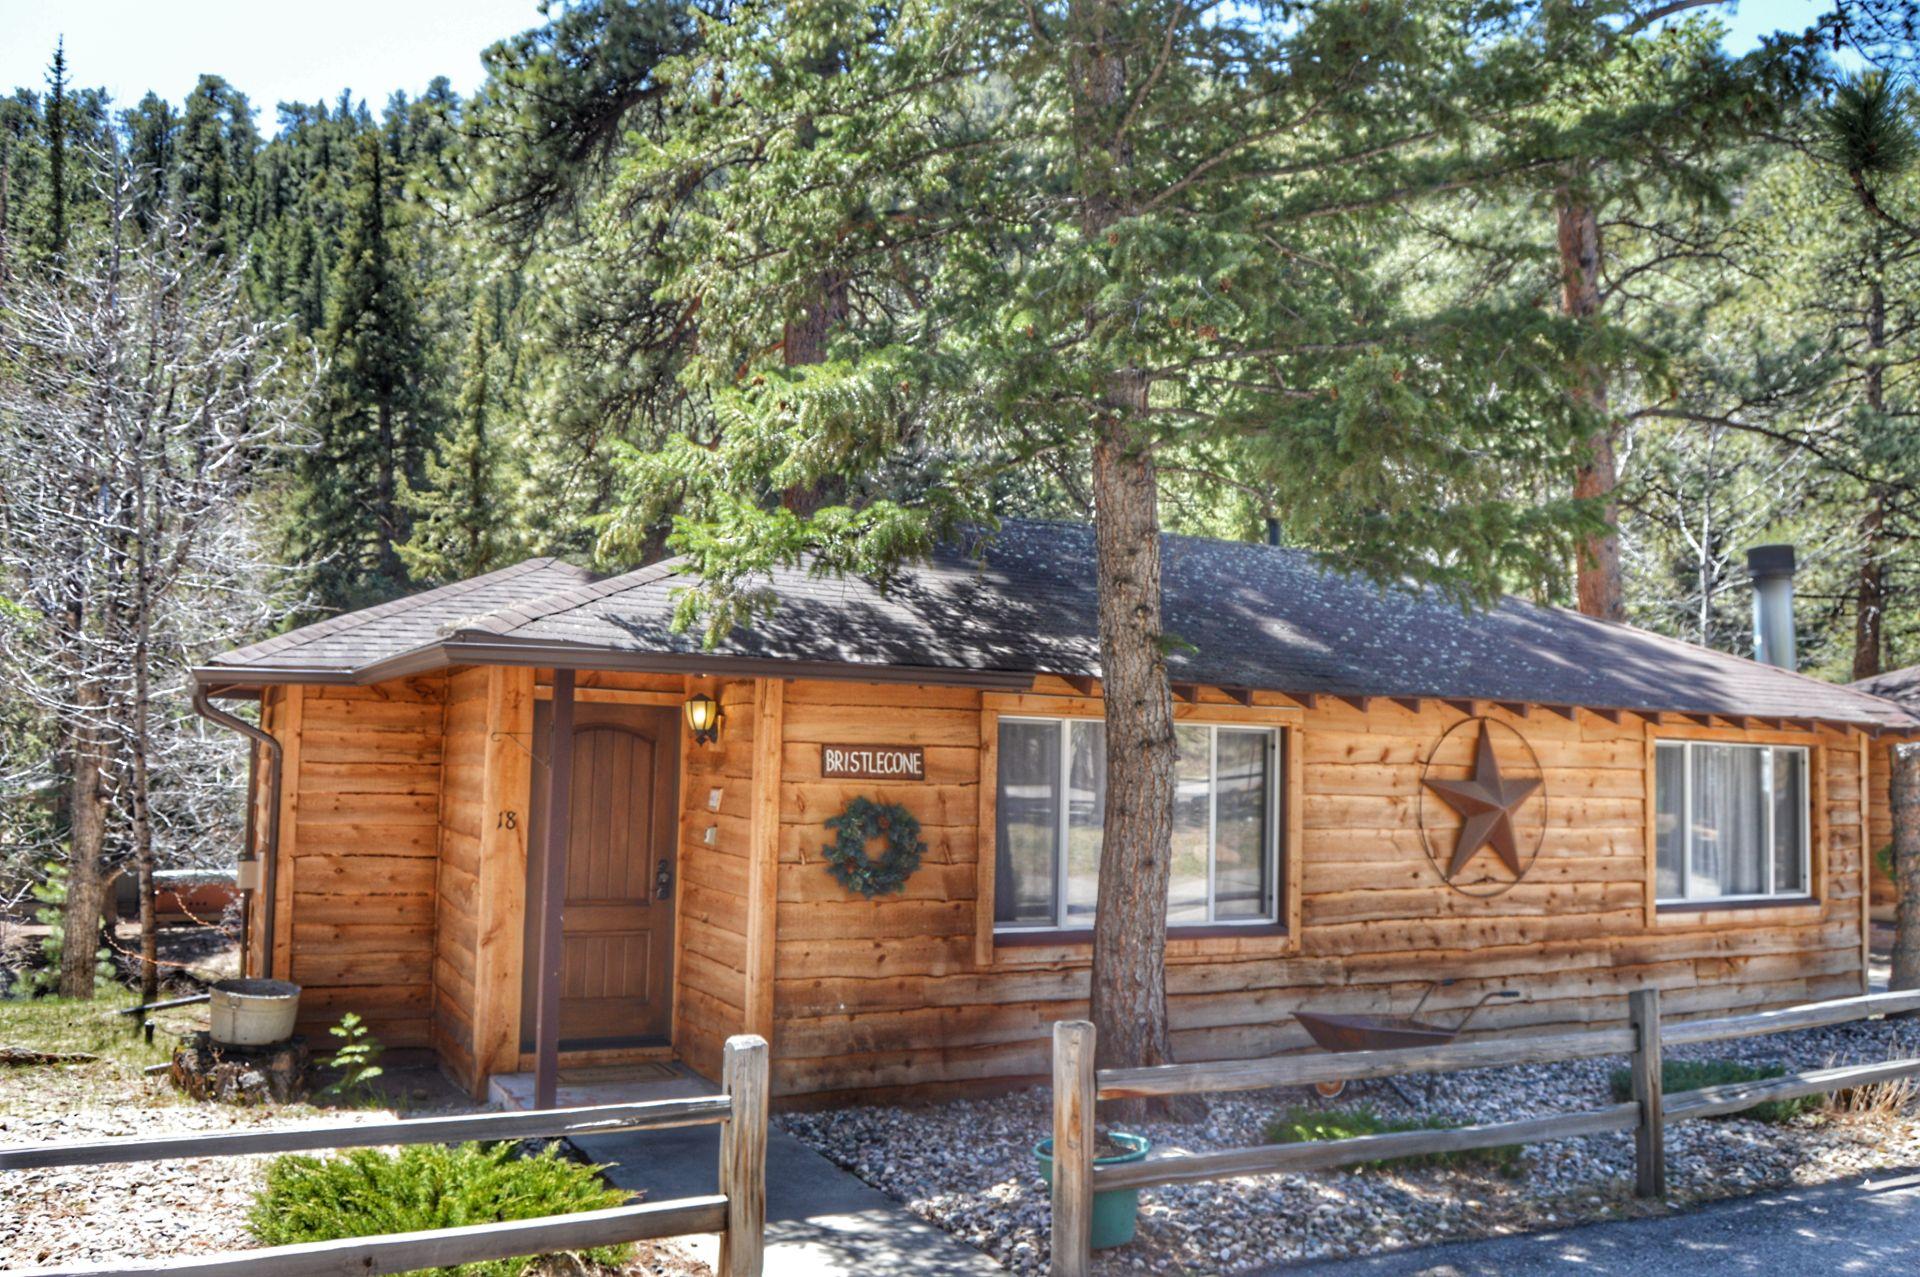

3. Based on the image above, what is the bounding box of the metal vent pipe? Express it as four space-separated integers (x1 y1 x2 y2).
1747 544 1798 671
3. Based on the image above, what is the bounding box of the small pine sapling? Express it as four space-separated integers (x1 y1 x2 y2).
318 1012 386 1105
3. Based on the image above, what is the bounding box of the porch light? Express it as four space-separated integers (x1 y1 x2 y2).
685 693 722 745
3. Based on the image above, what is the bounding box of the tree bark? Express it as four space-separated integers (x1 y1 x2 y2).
1066 1 1191 1117
1892 743 1920 990
1854 492 1886 681
376 397 404 588
780 275 849 517
132 520 159 1005
1854 274 1890 680
1556 188 1624 623
58 701 108 998
1087 413 1180 1082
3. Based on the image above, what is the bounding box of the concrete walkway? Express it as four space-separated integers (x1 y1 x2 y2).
491 1067 1003 1276
1287 1169 1920 1276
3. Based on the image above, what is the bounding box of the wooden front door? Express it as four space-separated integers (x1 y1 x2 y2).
523 703 679 1050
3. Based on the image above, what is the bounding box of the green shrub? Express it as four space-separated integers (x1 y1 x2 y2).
1264 1104 1523 1176
1607 1058 1818 1125
250 1141 631 1276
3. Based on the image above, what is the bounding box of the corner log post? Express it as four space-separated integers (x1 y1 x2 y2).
1051 1019 1096 1277
719 1034 769 1277
533 668 576 1110
1629 986 1665 1198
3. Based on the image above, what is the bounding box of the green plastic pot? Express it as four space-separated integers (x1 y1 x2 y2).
1035 1132 1152 1250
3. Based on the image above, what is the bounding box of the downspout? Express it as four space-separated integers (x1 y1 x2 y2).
191 682 283 979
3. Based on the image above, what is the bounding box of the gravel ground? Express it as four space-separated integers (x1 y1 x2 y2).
778 1017 1920 1275
0 1076 405 1268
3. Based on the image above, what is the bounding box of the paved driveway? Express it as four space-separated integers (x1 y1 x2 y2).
1283 1169 1920 1276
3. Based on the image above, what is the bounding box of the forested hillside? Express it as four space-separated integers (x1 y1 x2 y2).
0 1 1916 998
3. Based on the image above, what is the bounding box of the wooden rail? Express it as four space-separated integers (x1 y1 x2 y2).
1050 989 1920 1276
0 1094 733 1171
7 1034 769 1277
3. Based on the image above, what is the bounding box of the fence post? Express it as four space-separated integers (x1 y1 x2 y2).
1051 1020 1096 1277
1628 987 1665 1199
718 1034 768 1277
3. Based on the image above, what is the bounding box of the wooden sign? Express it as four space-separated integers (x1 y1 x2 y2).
821 744 926 781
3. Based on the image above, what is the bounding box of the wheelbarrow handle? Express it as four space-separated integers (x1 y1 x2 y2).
1408 978 1462 1020
1455 989 1520 1034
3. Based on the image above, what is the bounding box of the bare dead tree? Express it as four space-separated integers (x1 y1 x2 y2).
0 157 307 998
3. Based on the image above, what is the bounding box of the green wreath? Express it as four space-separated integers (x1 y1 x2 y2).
823 797 926 898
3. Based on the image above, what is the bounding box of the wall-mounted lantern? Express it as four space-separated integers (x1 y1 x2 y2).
685 692 723 745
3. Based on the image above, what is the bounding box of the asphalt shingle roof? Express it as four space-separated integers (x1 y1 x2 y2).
1851 665 1920 712
204 522 1920 730
208 557 593 676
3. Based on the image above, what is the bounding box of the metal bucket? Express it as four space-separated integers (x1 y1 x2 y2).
209 978 301 1047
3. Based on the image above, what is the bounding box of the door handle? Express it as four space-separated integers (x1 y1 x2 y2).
655 858 673 900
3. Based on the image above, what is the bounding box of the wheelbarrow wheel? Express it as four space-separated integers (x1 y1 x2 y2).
1314 1079 1346 1100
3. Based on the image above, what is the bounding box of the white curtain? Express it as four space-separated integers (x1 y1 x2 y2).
1689 744 1768 898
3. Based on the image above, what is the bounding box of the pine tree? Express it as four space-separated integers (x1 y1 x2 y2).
177 75 259 258
294 132 437 610
42 40 66 264
609 0 1608 1090
122 92 179 233
401 292 515 582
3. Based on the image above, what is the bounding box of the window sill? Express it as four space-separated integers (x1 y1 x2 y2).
1656 895 1816 914
993 922 1288 947
1655 896 1822 926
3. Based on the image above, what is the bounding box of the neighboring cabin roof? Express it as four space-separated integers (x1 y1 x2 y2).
201 521 1920 730
1851 665 1920 712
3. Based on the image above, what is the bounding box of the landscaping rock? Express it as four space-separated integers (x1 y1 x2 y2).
779 1015 1920 1275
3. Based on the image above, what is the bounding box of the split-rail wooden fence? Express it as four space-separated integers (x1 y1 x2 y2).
1050 989 1920 1276
0 1034 769 1277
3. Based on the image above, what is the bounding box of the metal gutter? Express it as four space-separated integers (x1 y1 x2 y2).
190 684 282 979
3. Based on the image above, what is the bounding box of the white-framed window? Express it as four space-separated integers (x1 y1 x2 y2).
1654 740 1811 904
993 716 1282 932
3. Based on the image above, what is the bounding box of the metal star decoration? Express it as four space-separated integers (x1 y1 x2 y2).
1423 723 1541 879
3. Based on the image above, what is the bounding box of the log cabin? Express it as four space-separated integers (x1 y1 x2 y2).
1850 663 1920 916
191 521 1920 1105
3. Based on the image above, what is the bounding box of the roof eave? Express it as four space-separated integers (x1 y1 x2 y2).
437 635 1041 691
195 634 1043 695
193 640 1919 730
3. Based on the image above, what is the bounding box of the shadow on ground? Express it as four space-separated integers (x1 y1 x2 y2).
1289 1169 1920 1276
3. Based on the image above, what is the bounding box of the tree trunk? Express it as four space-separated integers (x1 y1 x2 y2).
132 539 159 1005
779 275 849 516
1891 743 1920 990
1855 275 1889 680
58 703 109 998
1087 414 1181 1091
375 398 403 588
1556 188 1623 623
1854 492 1886 681
1065 0 1191 1115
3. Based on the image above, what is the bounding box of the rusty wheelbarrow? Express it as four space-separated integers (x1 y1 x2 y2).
1294 981 1519 1099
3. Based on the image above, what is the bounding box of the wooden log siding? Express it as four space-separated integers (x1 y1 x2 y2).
674 678 757 1078
430 665 536 1095
1868 737 1896 908
282 678 447 1050
258 667 1870 1100
763 684 1869 1102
